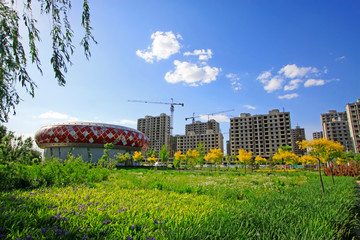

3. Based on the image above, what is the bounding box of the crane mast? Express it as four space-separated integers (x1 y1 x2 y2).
128 98 184 155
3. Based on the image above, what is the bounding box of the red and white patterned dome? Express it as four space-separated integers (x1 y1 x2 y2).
35 122 149 150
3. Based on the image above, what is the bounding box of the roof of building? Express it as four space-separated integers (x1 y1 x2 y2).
35 122 149 150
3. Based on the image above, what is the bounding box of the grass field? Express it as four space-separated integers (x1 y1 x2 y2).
0 169 359 239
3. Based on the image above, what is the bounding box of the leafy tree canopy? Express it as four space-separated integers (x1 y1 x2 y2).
0 125 41 165
0 0 96 122
205 148 223 166
159 145 169 163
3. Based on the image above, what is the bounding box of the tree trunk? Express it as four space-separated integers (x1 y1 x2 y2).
330 162 335 185
318 160 325 196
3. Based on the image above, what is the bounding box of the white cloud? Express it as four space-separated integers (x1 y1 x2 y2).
284 79 302 91
136 31 182 63
34 111 78 121
304 79 325 87
257 70 284 93
256 70 272 83
33 111 78 124
278 64 318 79
263 75 284 93
165 60 220 86
324 66 328 74
226 73 242 91
113 120 137 126
278 93 299 100
336 56 346 61
199 114 229 122
184 49 213 61
243 105 256 110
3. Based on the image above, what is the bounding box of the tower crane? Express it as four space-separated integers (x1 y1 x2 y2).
185 109 235 123
128 98 184 155
205 109 235 121
185 113 197 124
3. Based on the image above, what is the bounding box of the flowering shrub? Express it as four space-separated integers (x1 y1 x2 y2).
324 162 360 177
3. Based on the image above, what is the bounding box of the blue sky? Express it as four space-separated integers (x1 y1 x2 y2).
4 0 360 149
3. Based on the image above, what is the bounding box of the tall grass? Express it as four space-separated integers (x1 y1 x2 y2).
0 155 110 190
0 170 358 239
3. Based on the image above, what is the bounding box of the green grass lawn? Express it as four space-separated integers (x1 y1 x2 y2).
0 169 359 239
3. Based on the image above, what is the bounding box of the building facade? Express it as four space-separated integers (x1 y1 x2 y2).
321 110 353 152
185 120 220 135
346 99 360 153
176 120 223 155
229 109 292 158
291 126 306 156
312 131 323 139
176 132 224 154
35 122 149 165
137 113 170 154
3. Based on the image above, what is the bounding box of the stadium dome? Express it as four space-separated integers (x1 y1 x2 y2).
35 122 149 164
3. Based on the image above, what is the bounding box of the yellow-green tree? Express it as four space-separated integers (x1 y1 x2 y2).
196 142 206 168
132 151 144 164
174 150 186 170
204 148 224 170
273 148 299 168
300 154 317 171
115 152 131 165
147 154 157 166
255 155 267 166
186 149 200 169
159 145 170 166
297 138 344 195
237 149 253 173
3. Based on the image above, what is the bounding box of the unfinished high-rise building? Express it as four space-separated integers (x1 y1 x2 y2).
321 110 353 152
229 109 292 158
346 99 360 153
137 113 170 154
312 131 323 139
176 120 223 155
291 126 306 156
185 120 220 135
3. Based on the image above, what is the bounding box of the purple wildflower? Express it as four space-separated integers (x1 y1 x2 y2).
131 225 135 230
83 236 88 239
154 220 158 224
102 219 111 225
128 237 133 240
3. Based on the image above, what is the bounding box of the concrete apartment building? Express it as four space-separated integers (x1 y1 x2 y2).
229 109 292 158
185 120 220 135
137 113 170 154
321 110 353 152
312 131 323 139
176 120 223 154
346 99 360 153
291 126 306 156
